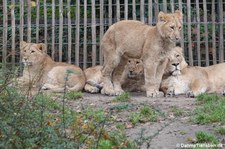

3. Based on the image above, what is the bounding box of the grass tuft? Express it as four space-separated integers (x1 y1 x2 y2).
196 93 221 103
65 91 83 100
193 94 225 124
129 105 158 125
170 106 184 117
215 127 225 135
195 131 219 145
113 92 131 102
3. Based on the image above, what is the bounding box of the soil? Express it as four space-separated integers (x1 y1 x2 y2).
59 92 224 149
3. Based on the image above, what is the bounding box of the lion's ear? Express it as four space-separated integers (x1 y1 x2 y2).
37 43 46 52
20 41 27 50
175 10 183 21
158 11 167 22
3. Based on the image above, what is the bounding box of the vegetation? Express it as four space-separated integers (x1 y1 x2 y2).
113 92 131 102
215 127 225 135
195 131 219 145
193 93 225 124
129 105 158 125
65 91 83 100
0 69 136 148
169 106 184 117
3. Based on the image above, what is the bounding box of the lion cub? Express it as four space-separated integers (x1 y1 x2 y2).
100 10 183 97
18 41 86 92
84 59 145 93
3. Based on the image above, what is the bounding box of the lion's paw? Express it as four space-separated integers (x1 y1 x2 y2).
114 88 125 96
186 91 195 98
166 88 175 97
146 89 164 98
101 87 116 96
86 87 100 93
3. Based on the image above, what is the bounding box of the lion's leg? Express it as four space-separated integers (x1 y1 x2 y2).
112 57 128 95
84 83 100 93
101 48 121 96
187 82 207 98
156 59 168 82
143 59 164 97
42 83 64 92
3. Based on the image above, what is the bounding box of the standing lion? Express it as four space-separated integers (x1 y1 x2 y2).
100 10 183 97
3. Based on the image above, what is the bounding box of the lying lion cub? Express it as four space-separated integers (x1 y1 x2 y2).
161 54 225 97
101 10 183 97
84 59 145 93
18 41 86 92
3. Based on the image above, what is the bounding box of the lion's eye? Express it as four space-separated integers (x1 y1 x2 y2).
170 26 175 30
176 54 180 58
31 50 35 53
136 61 140 64
24 50 26 53
128 60 131 63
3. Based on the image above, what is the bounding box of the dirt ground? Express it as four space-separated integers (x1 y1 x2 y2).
61 92 224 149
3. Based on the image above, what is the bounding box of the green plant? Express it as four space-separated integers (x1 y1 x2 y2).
170 106 184 117
0 86 77 148
70 106 136 148
193 94 225 124
129 112 140 125
0 69 137 148
65 91 83 100
129 105 158 125
215 127 225 135
196 93 221 103
110 103 131 111
195 131 219 145
113 92 131 102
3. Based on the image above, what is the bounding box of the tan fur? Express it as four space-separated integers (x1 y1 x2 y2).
161 53 225 97
18 41 86 92
84 65 104 93
100 10 183 97
83 59 145 93
121 59 145 92
84 47 186 94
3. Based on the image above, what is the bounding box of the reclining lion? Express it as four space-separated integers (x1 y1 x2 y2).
100 10 183 97
18 41 86 92
161 51 225 97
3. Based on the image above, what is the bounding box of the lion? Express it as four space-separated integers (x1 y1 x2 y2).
84 47 186 94
160 52 225 97
100 10 183 97
84 59 145 93
18 41 86 92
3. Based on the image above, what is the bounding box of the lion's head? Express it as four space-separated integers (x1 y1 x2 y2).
164 47 188 76
20 41 46 66
126 59 144 78
157 10 183 42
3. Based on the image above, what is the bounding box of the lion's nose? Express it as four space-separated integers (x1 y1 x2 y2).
24 57 28 61
129 70 133 74
172 63 179 67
